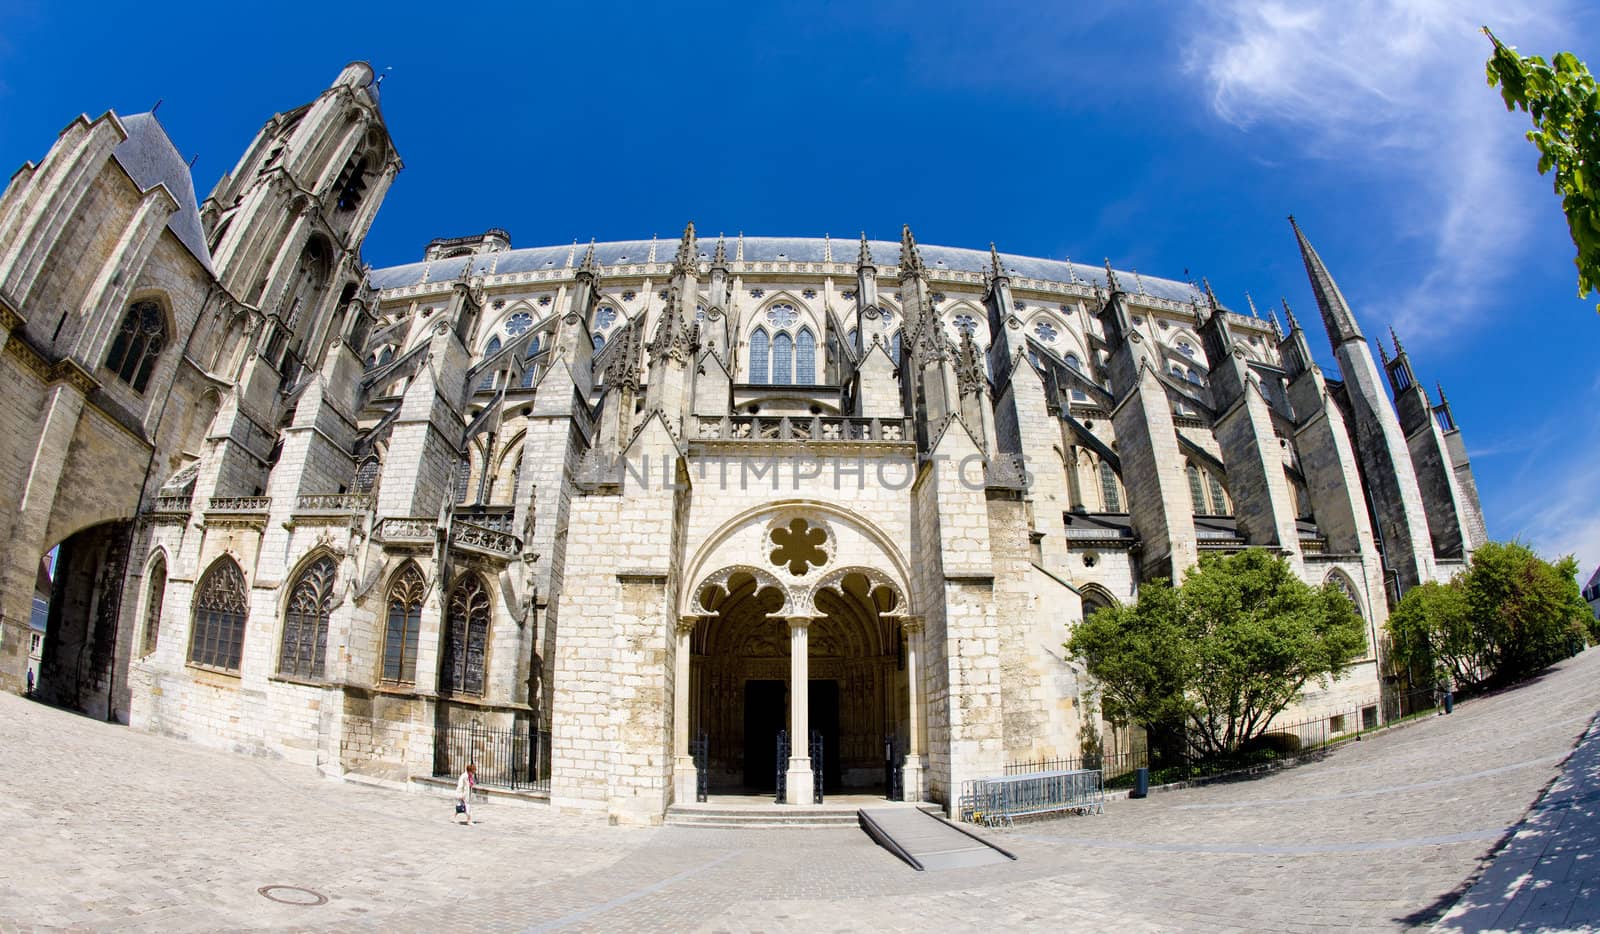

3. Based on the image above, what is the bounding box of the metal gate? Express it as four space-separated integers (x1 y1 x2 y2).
884 734 904 801
774 728 790 804
690 729 709 803
809 729 825 804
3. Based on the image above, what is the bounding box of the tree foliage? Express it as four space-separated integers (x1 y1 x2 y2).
1484 29 1600 313
1385 541 1591 692
1067 549 1367 758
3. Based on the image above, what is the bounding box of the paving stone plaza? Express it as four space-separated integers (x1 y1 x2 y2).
2 648 1595 932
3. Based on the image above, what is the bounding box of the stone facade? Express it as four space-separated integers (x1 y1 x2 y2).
0 64 1490 824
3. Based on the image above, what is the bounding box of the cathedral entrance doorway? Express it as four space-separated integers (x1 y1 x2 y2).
678 565 918 800
27 520 136 719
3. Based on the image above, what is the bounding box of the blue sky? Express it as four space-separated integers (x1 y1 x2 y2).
3 1 1598 574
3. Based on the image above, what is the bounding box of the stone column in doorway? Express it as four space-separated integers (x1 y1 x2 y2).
671 616 699 804
901 617 927 801
784 616 814 804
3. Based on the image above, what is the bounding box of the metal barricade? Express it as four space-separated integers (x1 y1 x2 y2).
959 768 1104 827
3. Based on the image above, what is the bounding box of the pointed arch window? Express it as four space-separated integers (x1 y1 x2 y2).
354 455 380 493
1187 463 1206 514
750 328 770 383
377 346 394 367
522 334 543 388
280 555 336 679
848 328 859 353
1178 342 1196 358
1064 353 1089 401
478 336 501 391
594 307 618 330
772 332 794 385
891 331 902 366
1099 462 1121 512
592 333 606 350
1208 474 1229 515
454 453 473 504
141 555 166 657
189 558 248 672
383 563 426 684
795 328 815 384
105 300 167 394
441 573 490 696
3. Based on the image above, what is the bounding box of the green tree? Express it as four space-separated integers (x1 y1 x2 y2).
1385 579 1482 690
1484 29 1600 313
1067 549 1367 759
1384 542 1591 691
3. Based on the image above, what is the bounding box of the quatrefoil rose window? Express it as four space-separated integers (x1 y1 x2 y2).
770 518 828 576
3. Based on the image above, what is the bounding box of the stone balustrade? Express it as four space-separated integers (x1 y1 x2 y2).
296 493 374 513
377 517 437 543
207 496 271 512
694 415 907 443
151 494 193 514
451 521 519 557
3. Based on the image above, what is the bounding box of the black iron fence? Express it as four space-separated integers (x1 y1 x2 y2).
433 722 551 792
1006 685 1444 791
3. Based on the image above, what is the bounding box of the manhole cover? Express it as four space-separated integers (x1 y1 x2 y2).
257 885 328 906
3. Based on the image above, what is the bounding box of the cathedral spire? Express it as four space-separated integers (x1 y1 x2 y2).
1281 297 1300 333
899 224 924 275
1202 276 1220 313
1389 326 1405 357
1288 215 1364 345
857 231 873 268
1103 258 1121 294
1245 291 1260 318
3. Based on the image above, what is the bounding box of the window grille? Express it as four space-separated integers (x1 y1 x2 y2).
1188 464 1206 514
795 328 815 384
772 332 794 385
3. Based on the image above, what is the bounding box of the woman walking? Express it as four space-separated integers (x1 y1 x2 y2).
455 763 477 825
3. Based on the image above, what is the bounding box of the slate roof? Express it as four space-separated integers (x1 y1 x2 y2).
110 112 214 273
368 236 1207 305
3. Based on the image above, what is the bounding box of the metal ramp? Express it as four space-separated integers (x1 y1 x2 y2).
859 808 1016 871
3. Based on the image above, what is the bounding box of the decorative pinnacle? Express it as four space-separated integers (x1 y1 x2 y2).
1202 277 1220 311
1245 291 1260 318
1103 258 1121 294
712 234 727 267
1436 382 1449 406
900 224 924 274
858 231 873 267
1379 341 1390 364
1269 309 1283 338
1389 326 1405 356
576 239 599 278
672 221 698 276
989 242 1006 280
1281 297 1299 331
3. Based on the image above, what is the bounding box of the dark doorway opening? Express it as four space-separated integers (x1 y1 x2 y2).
743 679 785 790
810 679 841 793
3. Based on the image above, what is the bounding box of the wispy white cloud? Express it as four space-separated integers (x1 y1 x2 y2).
1183 0 1575 344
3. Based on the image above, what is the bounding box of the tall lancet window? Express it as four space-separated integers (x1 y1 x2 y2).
441 573 490 696
522 335 542 388
1099 462 1121 512
891 331 902 365
383 563 426 684
279 555 337 680
1187 463 1206 515
189 558 248 672
478 337 500 391
772 332 794 385
795 328 816 384
750 328 770 383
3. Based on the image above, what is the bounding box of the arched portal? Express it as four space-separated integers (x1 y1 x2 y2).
682 564 913 799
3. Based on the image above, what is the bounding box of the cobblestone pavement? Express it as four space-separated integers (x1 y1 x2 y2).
2 649 1598 933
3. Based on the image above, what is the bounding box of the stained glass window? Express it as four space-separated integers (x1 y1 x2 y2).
383 563 425 683
796 328 815 384
765 304 798 328
105 300 167 393
504 312 532 335
953 314 977 335
750 328 770 382
1033 320 1058 343
594 307 617 330
1099 462 1121 512
441 573 490 696
772 332 794 385
189 558 248 672
279 555 336 679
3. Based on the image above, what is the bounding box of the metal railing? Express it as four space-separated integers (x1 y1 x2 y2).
433 722 551 792
960 768 1104 826
1005 686 1446 793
